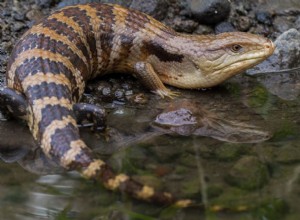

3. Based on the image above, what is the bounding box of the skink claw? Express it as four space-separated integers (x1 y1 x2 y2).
154 89 180 99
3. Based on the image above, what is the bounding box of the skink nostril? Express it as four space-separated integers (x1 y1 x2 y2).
265 40 275 51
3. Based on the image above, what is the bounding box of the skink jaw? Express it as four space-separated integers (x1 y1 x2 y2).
265 39 275 56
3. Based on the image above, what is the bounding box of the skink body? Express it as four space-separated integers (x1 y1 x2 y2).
0 3 275 207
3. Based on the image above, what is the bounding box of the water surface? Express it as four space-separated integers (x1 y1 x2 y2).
0 69 299 220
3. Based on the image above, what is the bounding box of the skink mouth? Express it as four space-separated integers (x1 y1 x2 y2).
265 39 275 55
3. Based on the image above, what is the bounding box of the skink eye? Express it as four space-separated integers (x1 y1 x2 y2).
231 44 243 53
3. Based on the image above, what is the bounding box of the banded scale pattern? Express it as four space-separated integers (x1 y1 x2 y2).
1 2 275 207
3 3 193 207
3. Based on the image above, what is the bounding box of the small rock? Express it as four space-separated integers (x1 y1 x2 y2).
171 16 199 33
295 16 300 30
255 11 273 26
226 156 269 190
248 24 272 36
234 16 252 31
215 21 236 34
189 0 231 25
130 0 168 20
13 12 26 21
234 2 250 16
12 22 26 32
26 9 44 23
114 88 125 101
35 0 57 8
102 86 112 96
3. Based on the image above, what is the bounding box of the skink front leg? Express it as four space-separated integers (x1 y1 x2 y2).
73 103 106 132
0 87 28 120
134 62 179 99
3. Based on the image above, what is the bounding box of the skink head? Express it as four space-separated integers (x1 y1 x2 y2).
159 32 275 89
196 32 275 87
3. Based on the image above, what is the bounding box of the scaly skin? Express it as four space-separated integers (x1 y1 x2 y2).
0 3 275 207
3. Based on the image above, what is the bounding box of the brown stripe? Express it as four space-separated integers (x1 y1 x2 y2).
106 174 129 190
136 185 155 200
46 12 93 72
77 4 103 74
31 97 73 139
9 48 85 98
41 115 77 156
22 72 72 92
87 4 116 75
60 139 88 168
82 159 105 179
106 5 130 70
26 24 90 72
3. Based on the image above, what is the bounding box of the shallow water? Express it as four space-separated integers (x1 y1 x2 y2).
0 69 299 220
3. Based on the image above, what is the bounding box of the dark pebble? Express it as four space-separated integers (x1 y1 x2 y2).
26 9 44 23
114 89 125 100
189 0 231 25
13 12 26 21
215 21 236 34
121 82 132 90
234 16 252 31
130 0 168 20
102 87 112 96
35 0 57 8
12 22 26 32
255 11 273 26
172 16 199 33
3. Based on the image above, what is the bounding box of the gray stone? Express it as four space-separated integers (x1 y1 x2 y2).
26 9 44 22
234 16 252 31
12 22 26 32
273 16 295 33
295 16 300 30
247 28 300 74
246 29 300 100
255 11 273 26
